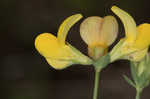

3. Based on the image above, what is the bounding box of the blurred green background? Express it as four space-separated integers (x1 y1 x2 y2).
0 0 150 99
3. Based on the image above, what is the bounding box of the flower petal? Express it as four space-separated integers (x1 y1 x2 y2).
127 47 148 62
80 16 104 46
57 14 83 45
35 33 61 58
111 6 137 43
35 33 73 59
46 58 72 69
35 33 92 65
100 16 118 46
134 23 150 49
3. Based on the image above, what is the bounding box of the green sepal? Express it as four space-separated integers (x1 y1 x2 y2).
110 39 125 62
138 75 150 89
93 54 110 70
142 79 150 88
67 43 93 65
123 75 136 88
137 56 150 88
138 71 149 88
130 62 139 85
130 55 150 89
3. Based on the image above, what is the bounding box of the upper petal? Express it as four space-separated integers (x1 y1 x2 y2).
57 14 83 45
99 16 118 46
111 6 137 43
80 16 118 47
80 16 104 46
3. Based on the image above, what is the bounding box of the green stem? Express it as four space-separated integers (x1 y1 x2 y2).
93 69 101 99
136 88 142 99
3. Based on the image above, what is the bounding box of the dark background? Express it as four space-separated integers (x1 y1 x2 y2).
1 0 150 99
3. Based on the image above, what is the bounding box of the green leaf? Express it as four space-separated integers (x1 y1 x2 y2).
123 75 136 88
93 54 110 70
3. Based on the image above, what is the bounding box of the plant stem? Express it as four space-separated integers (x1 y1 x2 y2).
93 69 101 99
136 88 142 99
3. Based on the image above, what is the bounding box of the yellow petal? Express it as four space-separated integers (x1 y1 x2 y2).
46 58 72 70
134 23 150 49
35 33 60 58
57 14 83 45
111 6 137 43
127 47 148 61
100 16 118 46
35 33 73 59
80 16 104 46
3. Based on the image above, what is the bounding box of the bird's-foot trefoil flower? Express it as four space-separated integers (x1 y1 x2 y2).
110 6 150 62
80 16 118 60
80 15 118 99
35 14 92 70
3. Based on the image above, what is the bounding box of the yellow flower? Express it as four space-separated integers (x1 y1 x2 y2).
110 6 150 62
80 16 118 60
35 14 92 69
